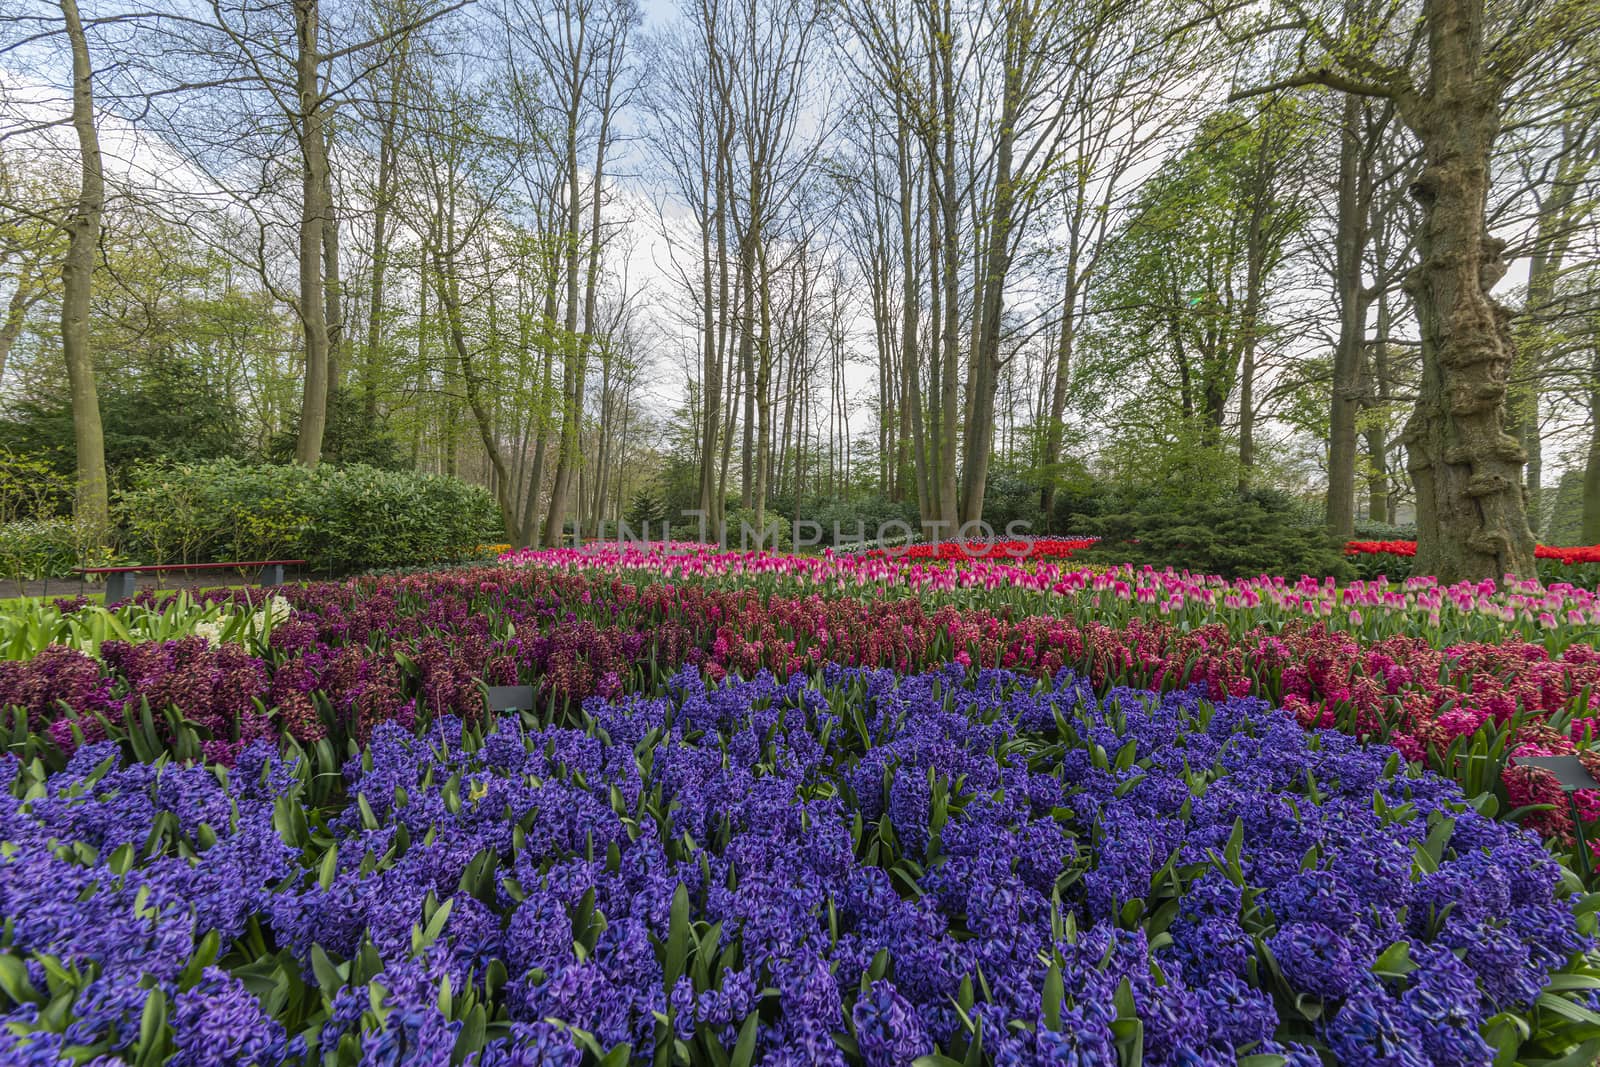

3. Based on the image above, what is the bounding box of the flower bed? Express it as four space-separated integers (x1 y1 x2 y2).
1347 540 1600 566
1347 539 1600 587
861 537 1099 561
500 542 1600 650
3 666 1596 1065
6 562 1600 850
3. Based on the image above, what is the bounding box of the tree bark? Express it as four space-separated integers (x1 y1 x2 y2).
1584 340 1600 542
322 125 344 397
958 12 1020 526
1326 94 1369 534
361 31 410 424
58 0 110 541
696 146 722 520
934 0 960 531
292 0 331 468
754 241 774 532
895 109 931 526
1399 0 1536 582
1509 120 1591 536
435 249 521 543
0 282 43 388
543 77 587 546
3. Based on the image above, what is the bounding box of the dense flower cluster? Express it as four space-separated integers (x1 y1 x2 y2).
6 558 1600 850
861 537 1099 561
500 541 1600 649
3 665 1595 1065
1349 540 1600 567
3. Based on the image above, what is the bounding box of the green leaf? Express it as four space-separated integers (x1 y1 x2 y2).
311 944 343 997
1371 940 1416 979
413 898 454 955
136 986 168 1065
664 883 691 986
729 1010 761 1067
1537 992 1600 1026
1042 960 1063 1031
0 954 41 1005
319 843 339 891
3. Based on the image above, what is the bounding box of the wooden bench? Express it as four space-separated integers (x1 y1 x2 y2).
78 560 305 602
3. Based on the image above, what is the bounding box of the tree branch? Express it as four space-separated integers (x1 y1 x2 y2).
1229 68 1395 103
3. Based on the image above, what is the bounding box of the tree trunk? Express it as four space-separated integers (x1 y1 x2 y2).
1326 94 1368 534
58 0 110 541
361 33 409 423
435 251 521 543
293 0 331 468
1235 112 1276 493
363 124 394 422
1365 288 1395 523
934 0 960 530
697 159 722 519
1584 341 1600 542
0 283 42 388
896 110 931 525
518 281 558 548
958 23 1019 526
1509 119 1590 536
1040 273 1076 528
543 101 586 546
738 235 756 510
322 125 344 397
754 243 774 533
1400 0 1535 582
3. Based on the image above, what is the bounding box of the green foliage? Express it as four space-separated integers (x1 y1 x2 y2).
1353 519 1418 540
1082 488 1352 580
792 494 921 546
0 358 244 482
1546 470 1586 547
266 388 409 470
624 487 668 533
0 450 71 523
974 468 1046 535
114 461 500 574
0 592 287 662
304 464 501 574
116 461 310 566
0 520 81 587
723 507 791 550
1096 420 1249 512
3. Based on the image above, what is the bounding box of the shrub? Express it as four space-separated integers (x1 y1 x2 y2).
1353 518 1418 540
116 461 312 565
115 461 500 574
265 387 408 470
722 506 791 549
0 450 72 524
303 464 501 574
1082 488 1352 580
0 520 81 589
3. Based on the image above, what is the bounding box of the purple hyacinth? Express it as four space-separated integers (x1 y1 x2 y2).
852 980 931 1067
171 967 290 1067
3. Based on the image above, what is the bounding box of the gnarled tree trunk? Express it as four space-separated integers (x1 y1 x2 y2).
1400 0 1535 582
